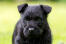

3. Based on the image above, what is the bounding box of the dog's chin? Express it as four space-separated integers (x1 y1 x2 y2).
29 34 41 38
24 33 41 38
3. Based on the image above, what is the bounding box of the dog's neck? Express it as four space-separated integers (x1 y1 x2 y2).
22 36 44 44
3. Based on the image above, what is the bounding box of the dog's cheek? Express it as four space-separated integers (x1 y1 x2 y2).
22 20 27 27
38 23 43 28
23 28 29 37
40 29 43 34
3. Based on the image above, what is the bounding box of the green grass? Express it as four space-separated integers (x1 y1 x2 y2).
0 2 66 44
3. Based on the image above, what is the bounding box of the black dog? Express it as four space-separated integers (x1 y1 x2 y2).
12 3 52 44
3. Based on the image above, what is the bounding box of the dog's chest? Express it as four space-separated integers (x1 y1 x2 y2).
22 38 44 44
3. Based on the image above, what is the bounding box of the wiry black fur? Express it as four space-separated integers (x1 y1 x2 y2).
12 4 52 44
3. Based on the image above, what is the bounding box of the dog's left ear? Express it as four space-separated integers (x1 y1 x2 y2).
40 5 52 15
18 3 28 13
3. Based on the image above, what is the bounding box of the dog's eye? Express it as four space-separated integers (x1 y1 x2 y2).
34 17 41 21
25 16 31 21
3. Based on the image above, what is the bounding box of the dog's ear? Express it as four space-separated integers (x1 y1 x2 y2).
40 5 52 15
18 3 28 13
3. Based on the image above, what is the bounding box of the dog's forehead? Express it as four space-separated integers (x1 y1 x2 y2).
27 6 42 13
23 5 43 17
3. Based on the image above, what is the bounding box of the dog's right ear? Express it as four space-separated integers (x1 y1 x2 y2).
18 3 28 13
40 5 52 15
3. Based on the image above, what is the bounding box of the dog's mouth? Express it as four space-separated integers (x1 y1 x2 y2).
23 26 43 38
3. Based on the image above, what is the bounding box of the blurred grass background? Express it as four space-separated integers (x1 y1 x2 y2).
0 0 66 44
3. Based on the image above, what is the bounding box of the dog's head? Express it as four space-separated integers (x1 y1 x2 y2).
18 4 52 38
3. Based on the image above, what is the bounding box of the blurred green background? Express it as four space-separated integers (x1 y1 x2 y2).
0 0 66 44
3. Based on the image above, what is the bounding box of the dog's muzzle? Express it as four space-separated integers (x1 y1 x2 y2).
23 26 42 38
